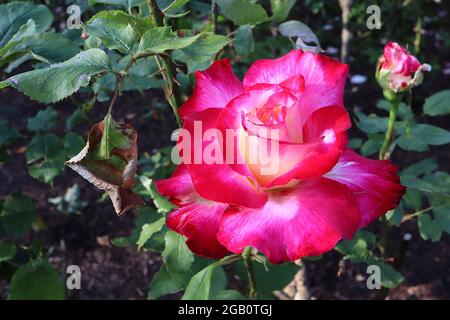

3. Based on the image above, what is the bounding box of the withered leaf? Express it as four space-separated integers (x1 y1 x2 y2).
65 115 144 215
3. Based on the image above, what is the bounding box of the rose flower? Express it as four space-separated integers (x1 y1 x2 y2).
156 50 405 263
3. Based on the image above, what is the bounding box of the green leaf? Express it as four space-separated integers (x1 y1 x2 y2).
27 106 58 132
348 138 362 149
216 0 269 26
111 237 130 247
402 188 422 211
336 238 368 258
0 2 53 47
162 230 194 272
0 19 38 60
336 230 376 262
97 113 131 160
354 112 388 134
278 20 320 51
360 134 384 156
122 57 162 90
139 175 175 213
376 99 412 120
215 290 245 300
0 118 19 147
121 207 166 251
377 100 410 119
401 175 449 197
433 206 450 234
357 230 377 246
162 0 190 14
234 25 254 57
8 259 65 300
2 49 111 103
66 109 87 130
0 241 16 262
423 171 450 197
0 32 80 68
270 0 297 22
88 0 146 10
172 33 229 73
138 27 201 54
402 158 438 177
386 207 403 226
234 260 298 299
254 262 297 299
418 213 442 242
63 132 85 159
367 259 404 288
182 264 226 300
0 193 36 240
84 10 152 54
397 124 450 152
148 264 190 299
6 19 37 44
26 133 66 184
137 217 166 250
423 90 450 116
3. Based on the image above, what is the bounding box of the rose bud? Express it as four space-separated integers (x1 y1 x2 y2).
376 41 431 94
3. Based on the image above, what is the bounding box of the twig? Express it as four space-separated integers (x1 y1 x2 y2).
339 0 353 63
242 247 257 299
147 0 164 26
107 74 122 115
401 206 434 223
147 0 183 127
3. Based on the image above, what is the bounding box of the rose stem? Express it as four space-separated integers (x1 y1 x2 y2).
147 0 183 127
377 91 402 299
242 247 257 299
379 92 401 160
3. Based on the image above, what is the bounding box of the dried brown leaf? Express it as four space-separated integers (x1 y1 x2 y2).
65 119 144 215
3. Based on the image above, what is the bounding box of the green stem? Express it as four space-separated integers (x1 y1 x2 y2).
379 93 400 160
242 247 257 299
414 17 423 55
154 56 183 127
107 74 122 115
147 0 182 127
216 254 242 266
210 1 217 33
377 92 402 298
402 206 435 223
147 0 164 26
379 215 389 258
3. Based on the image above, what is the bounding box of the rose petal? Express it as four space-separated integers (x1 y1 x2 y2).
250 106 350 187
325 149 406 228
155 165 229 258
181 108 268 208
217 178 360 263
243 50 348 91
167 201 229 259
179 59 243 118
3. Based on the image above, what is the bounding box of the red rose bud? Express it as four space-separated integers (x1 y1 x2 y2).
376 41 431 93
